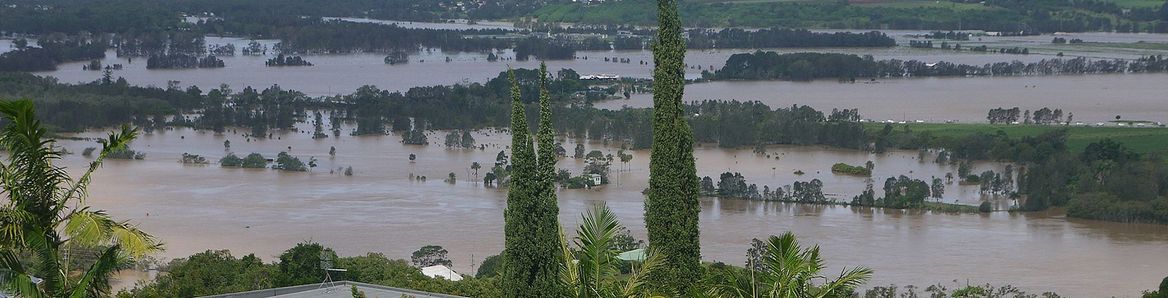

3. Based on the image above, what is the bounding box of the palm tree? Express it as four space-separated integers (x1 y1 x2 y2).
560 203 664 298
708 232 872 298
0 100 161 297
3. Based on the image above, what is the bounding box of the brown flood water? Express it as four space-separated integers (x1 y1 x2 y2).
52 124 1168 297
597 73 1168 124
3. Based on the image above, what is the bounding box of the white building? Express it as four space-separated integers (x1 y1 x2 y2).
421 265 464 281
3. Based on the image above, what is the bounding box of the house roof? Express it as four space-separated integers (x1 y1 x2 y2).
421 264 464 281
616 248 646 262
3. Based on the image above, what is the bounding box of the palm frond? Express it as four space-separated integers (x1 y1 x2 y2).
620 247 665 298
559 225 581 297
68 245 122 298
814 267 874 298
0 100 156 296
0 100 70 226
62 125 137 208
108 221 162 257
575 203 620 295
24 228 64 297
704 265 755 298
63 208 115 248
0 208 34 246
0 248 48 298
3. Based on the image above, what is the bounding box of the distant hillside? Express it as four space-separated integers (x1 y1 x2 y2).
531 0 1168 33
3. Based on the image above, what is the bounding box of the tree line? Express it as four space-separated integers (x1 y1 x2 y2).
707 51 1168 81
532 0 1168 33
987 107 1072 125
874 123 1168 223
0 36 107 71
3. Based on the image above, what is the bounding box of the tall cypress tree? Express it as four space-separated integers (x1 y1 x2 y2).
501 67 562 297
645 0 702 295
534 63 564 292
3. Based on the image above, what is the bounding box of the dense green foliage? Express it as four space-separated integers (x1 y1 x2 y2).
0 72 850 152
689 102 867 149
500 65 563 297
560 203 663 297
0 101 160 297
275 242 335 286
874 176 933 209
685 29 895 49
644 0 702 295
119 242 501 298
146 54 225 69
831 163 871 176
476 255 502 278
273 152 311 172
865 282 1063 298
0 0 540 34
444 130 477 149
0 37 107 71
877 122 1168 222
117 250 277 297
707 232 872 297
533 0 1168 33
219 153 269 169
708 52 1168 81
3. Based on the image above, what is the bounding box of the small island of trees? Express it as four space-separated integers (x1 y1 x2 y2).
181 153 210 164
107 148 145 160
444 130 476 149
266 54 313 67
220 152 268 168
831 162 871 176
384 50 409 65
146 54 225 69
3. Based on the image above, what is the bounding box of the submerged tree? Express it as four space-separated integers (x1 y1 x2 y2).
501 65 563 297
644 0 702 294
0 100 161 297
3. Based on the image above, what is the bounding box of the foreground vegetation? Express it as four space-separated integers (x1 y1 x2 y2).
0 100 161 297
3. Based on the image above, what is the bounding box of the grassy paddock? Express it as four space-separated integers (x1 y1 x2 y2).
1102 0 1165 8
863 123 1168 156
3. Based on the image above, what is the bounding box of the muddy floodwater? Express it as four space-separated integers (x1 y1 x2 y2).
54 125 1168 297
596 73 1168 123
6 23 1168 294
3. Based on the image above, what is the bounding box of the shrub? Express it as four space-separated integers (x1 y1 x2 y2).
830 163 871 176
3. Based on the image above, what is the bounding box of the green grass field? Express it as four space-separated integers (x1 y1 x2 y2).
864 123 1168 156
848 0 994 11
1102 0 1166 8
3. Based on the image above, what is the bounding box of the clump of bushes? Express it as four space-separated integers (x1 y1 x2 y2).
107 149 145 160
220 153 268 168
830 163 870 176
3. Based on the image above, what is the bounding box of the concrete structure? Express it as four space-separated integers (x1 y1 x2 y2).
199 281 466 298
